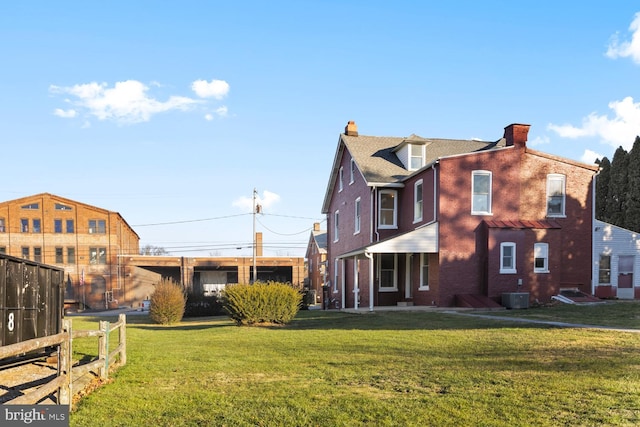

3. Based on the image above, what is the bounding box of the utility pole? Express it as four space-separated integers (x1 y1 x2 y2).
252 188 257 283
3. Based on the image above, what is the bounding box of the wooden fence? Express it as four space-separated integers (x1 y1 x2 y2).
0 313 127 405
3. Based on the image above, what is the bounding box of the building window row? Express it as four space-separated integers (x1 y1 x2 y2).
472 170 566 217
0 218 104 234
16 246 80 264
500 242 550 274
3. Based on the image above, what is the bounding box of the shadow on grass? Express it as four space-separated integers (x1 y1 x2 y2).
280 310 556 331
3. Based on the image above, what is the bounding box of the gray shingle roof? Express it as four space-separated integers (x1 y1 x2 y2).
342 133 506 184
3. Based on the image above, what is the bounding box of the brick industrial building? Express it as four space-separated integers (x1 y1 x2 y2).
0 193 304 310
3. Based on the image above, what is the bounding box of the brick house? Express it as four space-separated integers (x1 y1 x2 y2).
0 193 139 310
321 121 599 309
305 222 327 303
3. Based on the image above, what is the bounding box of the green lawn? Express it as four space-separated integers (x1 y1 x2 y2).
69 303 640 427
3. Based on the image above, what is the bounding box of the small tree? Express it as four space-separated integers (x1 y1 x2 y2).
149 278 186 325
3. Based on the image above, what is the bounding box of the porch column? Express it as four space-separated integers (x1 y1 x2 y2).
365 251 374 311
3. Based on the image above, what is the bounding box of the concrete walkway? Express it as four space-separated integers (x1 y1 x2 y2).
443 310 640 333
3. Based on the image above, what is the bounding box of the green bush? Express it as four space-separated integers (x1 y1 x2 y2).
223 281 302 325
149 278 186 325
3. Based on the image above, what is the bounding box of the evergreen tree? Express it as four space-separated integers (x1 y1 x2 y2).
606 146 629 227
595 157 610 221
624 136 640 232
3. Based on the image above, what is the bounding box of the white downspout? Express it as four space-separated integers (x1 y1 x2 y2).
340 258 345 309
353 255 359 311
591 169 600 296
370 186 375 244
432 163 437 222
365 251 374 311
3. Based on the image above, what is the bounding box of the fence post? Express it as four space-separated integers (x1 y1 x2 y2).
98 320 109 380
118 313 127 366
59 319 72 405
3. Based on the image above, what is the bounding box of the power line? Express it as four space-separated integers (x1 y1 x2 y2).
132 213 251 227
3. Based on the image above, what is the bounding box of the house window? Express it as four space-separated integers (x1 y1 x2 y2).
333 259 339 293
67 247 76 265
379 254 397 291
0 218 5 233
414 180 423 222
410 144 424 170
0 247 5 254
334 211 339 242
354 198 361 234
500 242 517 274
598 254 611 284
89 247 107 265
419 253 429 290
21 247 29 259
55 247 64 264
21 203 39 210
534 243 549 273
54 219 63 233
350 159 356 184
32 219 41 233
21 219 29 233
379 190 397 228
66 219 74 233
55 203 72 211
89 219 106 234
34 247 42 263
338 167 344 192
472 171 492 215
547 174 566 217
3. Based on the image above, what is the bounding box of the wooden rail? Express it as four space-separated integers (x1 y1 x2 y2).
0 313 127 405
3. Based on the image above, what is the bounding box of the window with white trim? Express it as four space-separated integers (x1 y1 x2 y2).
333 259 339 292
338 167 344 192
378 190 397 228
378 254 397 291
534 243 549 273
547 174 566 216
410 144 425 170
500 242 517 274
354 197 361 234
333 210 339 242
350 159 355 184
472 171 492 215
598 254 611 284
419 253 429 290
414 180 423 222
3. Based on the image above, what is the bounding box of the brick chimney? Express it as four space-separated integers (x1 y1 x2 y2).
345 120 358 136
313 222 320 231
503 123 530 149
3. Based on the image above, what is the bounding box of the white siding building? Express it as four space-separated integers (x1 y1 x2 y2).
593 219 640 299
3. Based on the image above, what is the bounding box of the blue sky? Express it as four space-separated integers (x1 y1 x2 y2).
1 1 639 257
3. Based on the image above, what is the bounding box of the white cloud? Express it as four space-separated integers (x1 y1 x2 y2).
232 190 281 212
547 96 640 151
191 79 230 99
606 12 640 64
215 105 228 117
53 108 77 118
49 80 203 124
528 135 550 146
580 149 604 165
204 113 214 121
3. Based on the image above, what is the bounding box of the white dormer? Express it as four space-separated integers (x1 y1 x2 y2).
393 134 429 171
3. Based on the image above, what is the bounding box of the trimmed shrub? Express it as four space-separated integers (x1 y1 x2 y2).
224 281 302 325
149 278 186 325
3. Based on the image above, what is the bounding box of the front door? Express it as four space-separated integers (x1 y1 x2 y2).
617 255 635 299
